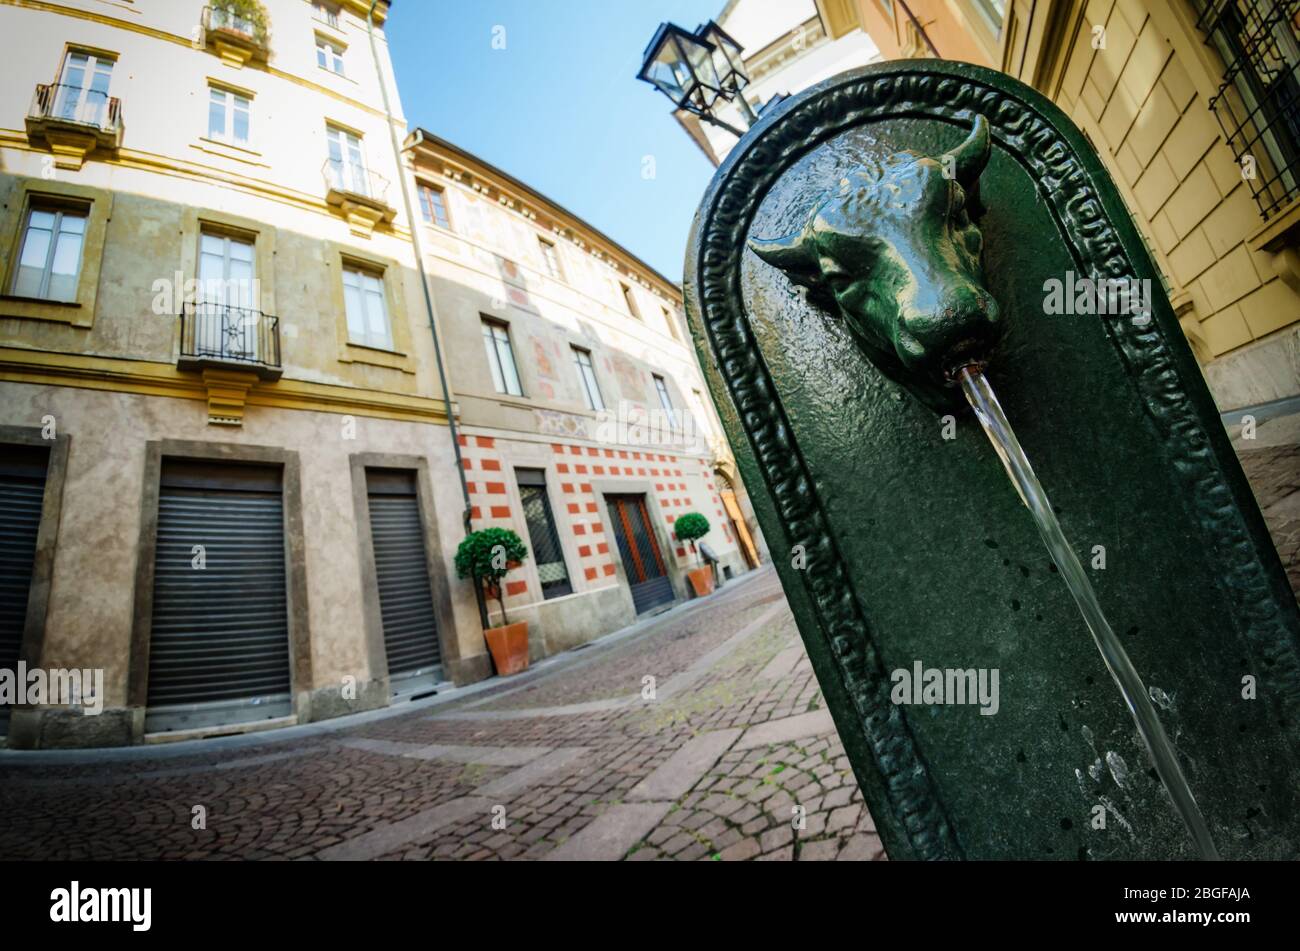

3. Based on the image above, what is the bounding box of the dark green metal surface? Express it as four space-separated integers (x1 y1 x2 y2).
685 61 1300 860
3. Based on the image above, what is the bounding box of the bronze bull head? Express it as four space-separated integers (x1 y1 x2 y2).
749 115 1001 412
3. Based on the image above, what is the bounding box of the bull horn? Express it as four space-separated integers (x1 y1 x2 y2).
747 229 818 283
943 115 990 190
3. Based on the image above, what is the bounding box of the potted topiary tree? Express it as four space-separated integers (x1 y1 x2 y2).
674 512 715 597
455 527 531 676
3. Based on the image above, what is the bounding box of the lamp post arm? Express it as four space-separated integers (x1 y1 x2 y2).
699 112 748 138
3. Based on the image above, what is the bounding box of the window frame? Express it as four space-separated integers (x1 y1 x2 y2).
571 345 605 411
482 317 524 397
54 48 116 127
341 261 394 352
313 1 341 29
652 373 677 428
326 124 368 194
662 305 681 341
516 467 573 600
538 237 563 280
619 281 642 319
10 202 88 303
315 36 346 75
207 85 252 146
418 182 451 229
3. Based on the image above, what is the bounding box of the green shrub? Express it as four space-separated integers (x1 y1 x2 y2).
674 512 710 565
212 0 271 44
455 528 528 625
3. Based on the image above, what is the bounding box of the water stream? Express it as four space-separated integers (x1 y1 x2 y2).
956 366 1220 861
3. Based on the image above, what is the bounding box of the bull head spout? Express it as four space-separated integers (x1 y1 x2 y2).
749 115 1001 412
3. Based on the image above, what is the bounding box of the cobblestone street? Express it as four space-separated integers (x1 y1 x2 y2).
0 566 887 862
3 417 1296 863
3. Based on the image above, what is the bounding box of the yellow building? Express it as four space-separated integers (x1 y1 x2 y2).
853 0 1299 410
0 0 757 748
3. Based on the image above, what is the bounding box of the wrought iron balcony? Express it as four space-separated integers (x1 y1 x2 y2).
26 83 124 159
202 3 270 65
179 301 282 380
322 160 396 236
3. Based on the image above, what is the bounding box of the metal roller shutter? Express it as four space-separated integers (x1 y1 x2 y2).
366 469 442 696
0 445 48 733
145 460 291 732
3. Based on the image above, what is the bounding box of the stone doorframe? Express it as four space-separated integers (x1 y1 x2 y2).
588 478 688 607
127 440 311 740
347 452 462 690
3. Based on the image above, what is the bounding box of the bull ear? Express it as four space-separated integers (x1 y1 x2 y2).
747 230 819 286
943 114 990 192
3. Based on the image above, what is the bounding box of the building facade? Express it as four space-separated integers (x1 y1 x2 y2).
403 132 759 650
851 0 1299 412
0 0 757 749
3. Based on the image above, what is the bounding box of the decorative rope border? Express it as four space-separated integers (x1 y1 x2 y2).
691 62 1300 860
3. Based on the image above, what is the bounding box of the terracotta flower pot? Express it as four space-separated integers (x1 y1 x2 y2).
484 620 530 676
687 566 715 598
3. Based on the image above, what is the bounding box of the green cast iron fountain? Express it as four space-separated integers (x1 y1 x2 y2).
686 61 1300 860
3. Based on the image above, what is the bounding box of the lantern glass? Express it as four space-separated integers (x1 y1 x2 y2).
699 21 749 93
639 23 725 112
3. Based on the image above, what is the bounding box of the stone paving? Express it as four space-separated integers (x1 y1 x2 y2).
0 566 885 862
1237 443 1300 602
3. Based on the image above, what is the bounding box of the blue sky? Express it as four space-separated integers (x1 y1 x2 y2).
387 0 724 282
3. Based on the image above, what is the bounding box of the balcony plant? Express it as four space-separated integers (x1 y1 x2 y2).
211 0 270 44
455 527 531 676
205 0 271 66
674 512 715 597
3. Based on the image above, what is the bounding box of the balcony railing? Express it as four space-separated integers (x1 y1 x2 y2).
203 3 269 45
179 301 282 379
29 83 123 139
322 159 391 205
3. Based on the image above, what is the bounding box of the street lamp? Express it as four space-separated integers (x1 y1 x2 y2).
697 20 757 126
637 22 749 138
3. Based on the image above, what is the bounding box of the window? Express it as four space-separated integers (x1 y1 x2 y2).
326 126 368 195
11 205 87 302
418 183 450 228
539 237 563 279
198 231 256 307
316 37 345 75
342 264 392 350
207 87 251 145
572 346 604 411
652 374 677 427
55 50 114 127
313 1 340 28
517 469 572 599
970 0 1007 34
620 281 641 319
662 306 680 341
482 318 523 396
1194 0 1300 219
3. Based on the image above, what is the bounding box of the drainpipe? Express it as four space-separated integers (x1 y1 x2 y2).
366 1 489 629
